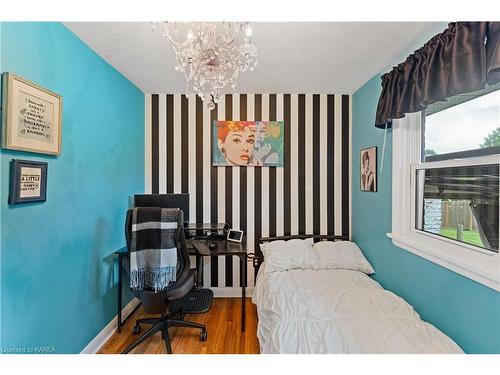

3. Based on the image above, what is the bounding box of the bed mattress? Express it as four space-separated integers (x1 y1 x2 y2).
252 268 463 354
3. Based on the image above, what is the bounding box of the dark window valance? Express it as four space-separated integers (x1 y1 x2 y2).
375 22 500 129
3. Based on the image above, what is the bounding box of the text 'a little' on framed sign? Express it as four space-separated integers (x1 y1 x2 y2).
9 159 48 205
2 73 63 155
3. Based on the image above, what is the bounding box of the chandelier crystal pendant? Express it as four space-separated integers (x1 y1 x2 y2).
153 22 258 110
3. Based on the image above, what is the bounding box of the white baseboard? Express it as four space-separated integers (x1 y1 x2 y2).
211 286 254 298
80 297 141 354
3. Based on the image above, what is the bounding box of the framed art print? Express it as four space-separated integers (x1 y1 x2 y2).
212 120 284 166
8 159 48 205
360 146 377 192
2 73 63 155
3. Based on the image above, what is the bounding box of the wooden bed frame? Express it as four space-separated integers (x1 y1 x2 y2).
254 234 349 274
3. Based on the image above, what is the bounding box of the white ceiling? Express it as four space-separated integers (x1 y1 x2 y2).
65 22 446 94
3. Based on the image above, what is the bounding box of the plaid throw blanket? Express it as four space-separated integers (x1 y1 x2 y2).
129 207 179 292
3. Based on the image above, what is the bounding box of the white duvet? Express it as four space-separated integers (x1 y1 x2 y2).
252 268 463 354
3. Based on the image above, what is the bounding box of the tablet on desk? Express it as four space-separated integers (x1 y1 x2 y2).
227 229 244 243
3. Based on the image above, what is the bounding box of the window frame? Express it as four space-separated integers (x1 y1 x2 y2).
390 112 500 292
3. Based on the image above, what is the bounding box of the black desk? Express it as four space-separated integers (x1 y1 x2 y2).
190 239 248 332
185 222 229 231
115 238 248 333
115 246 133 333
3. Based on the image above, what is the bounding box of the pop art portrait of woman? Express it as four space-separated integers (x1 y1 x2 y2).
212 121 284 167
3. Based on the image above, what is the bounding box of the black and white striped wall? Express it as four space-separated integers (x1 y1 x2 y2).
144 94 351 295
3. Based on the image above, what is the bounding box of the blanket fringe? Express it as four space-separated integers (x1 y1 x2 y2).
130 267 177 292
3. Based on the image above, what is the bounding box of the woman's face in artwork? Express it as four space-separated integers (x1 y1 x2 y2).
363 156 370 172
220 127 256 166
254 122 267 148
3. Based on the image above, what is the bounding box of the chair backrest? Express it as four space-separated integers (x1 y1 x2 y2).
124 208 191 313
133 194 190 226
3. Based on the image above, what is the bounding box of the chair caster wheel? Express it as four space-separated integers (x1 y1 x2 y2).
200 331 207 342
132 325 141 335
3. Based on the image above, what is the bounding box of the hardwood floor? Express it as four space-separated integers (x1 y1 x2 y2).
99 298 260 354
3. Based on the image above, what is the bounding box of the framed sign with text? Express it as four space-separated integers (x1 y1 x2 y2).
2 73 63 155
8 159 48 205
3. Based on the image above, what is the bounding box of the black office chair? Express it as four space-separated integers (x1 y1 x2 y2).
122 208 208 354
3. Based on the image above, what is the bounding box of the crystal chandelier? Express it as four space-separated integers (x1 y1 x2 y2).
153 22 258 110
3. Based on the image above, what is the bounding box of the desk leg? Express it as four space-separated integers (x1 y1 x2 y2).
196 255 204 288
117 254 123 333
240 254 246 332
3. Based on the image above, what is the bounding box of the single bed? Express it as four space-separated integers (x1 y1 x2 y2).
252 235 463 354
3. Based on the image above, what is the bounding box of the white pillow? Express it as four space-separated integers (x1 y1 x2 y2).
313 241 375 274
260 238 314 258
261 238 317 273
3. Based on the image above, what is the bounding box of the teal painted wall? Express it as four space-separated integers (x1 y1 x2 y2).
0 23 144 353
0 22 3 350
351 74 500 353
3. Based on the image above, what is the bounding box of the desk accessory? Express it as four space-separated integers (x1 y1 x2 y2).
227 229 244 243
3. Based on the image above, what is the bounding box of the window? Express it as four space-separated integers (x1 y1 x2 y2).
415 164 499 253
424 87 500 161
418 86 500 253
390 86 500 292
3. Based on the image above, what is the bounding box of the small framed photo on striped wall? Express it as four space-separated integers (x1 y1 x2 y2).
360 146 377 192
212 120 284 166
